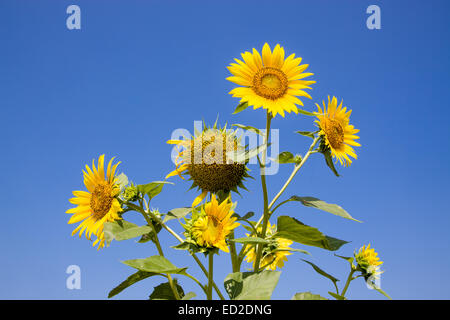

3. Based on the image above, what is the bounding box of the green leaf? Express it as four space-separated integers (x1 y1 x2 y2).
301 259 339 287
232 124 262 136
232 211 255 221
273 248 310 255
149 280 185 300
275 216 349 251
286 196 361 222
230 237 271 245
227 143 268 163
296 131 316 139
103 220 153 246
224 271 281 300
297 108 316 116
122 255 188 275
274 151 302 164
366 280 392 300
291 292 327 300
232 102 249 114
328 292 346 300
116 173 129 190
322 148 340 177
181 292 197 300
137 181 173 199
163 207 192 223
334 254 354 264
108 271 160 298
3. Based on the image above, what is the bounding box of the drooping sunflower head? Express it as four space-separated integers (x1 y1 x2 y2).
244 222 293 271
184 194 240 253
66 155 122 249
166 125 250 206
227 43 315 118
355 244 383 278
315 96 361 167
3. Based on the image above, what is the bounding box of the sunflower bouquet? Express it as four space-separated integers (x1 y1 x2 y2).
67 43 390 300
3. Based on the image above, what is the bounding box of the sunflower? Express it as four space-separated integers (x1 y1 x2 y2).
227 43 315 118
186 194 240 252
355 244 383 277
244 222 293 271
166 125 250 207
315 96 361 167
66 155 122 249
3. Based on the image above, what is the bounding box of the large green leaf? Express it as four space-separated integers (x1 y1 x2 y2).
122 255 187 275
275 216 348 251
163 207 192 223
149 280 185 300
296 131 316 139
224 271 281 300
292 292 327 300
137 181 173 199
274 151 302 164
301 259 339 288
232 102 249 114
322 148 340 177
286 196 361 222
108 270 160 298
297 108 316 116
232 124 262 136
104 220 153 246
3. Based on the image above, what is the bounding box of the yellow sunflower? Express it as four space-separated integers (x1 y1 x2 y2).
355 244 383 277
245 222 293 271
166 126 249 207
189 194 240 252
315 96 361 167
66 155 122 249
227 43 315 117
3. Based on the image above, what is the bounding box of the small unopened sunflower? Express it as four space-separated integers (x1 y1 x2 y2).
315 96 361 167
227 43 315 117
184 194 240 252
166 125 250 206
245 222 293 271
355 244 383 278
66 155 122 249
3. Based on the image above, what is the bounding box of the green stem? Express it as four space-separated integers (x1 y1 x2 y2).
254 136 320 229
139 202 181 300
253 111 272 272
228 231 239 273
340 269 356 298
207 253 214 300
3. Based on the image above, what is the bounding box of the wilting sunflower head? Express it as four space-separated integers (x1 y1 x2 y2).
184 194 240 253
315 96 361 167
66 155 123 249
245 222 293 271
167 125 250 206
355 244 383 278
227 42 315 118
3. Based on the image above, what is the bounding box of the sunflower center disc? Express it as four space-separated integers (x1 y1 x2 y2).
324 118 344 149
252 67 288 100
90 182 114 220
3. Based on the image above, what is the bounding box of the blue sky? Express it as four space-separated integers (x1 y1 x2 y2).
0 0 449 299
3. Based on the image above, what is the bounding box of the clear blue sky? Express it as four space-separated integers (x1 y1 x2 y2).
0 0 449 300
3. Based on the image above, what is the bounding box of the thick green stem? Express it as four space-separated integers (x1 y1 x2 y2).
340 269 356 298
139 203 180 300
228 231 239 273
207 253 214 300
253 112 272 272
